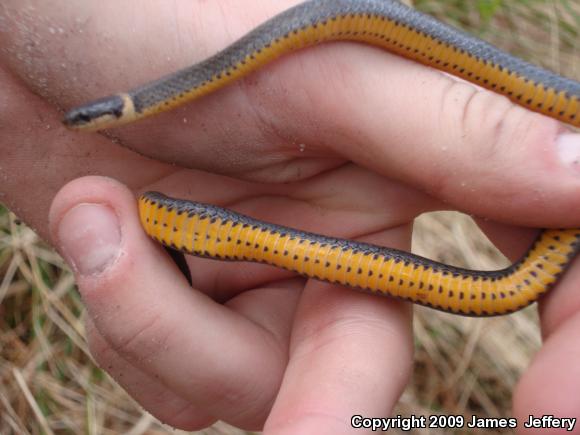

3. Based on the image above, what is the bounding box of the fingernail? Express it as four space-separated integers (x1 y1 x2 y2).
58 204 121 275
557 133 580 168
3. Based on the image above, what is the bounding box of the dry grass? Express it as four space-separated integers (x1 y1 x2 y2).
1 0 579 433
0 211 247 435
402 213 541 434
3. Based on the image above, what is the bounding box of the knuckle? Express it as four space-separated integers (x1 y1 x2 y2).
438 81 558 175
430 80 563 215
111 312 168 359
96 308 171 363
454 84 549 161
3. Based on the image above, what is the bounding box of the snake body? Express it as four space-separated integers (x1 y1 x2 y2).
64 0 580 316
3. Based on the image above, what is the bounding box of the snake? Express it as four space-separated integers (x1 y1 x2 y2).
63 0 580 316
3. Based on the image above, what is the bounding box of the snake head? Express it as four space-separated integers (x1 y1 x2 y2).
63 94 134 131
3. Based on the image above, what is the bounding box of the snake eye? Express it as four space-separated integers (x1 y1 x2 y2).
68 111 91 125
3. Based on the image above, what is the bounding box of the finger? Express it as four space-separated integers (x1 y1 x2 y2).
229 45 580 227
513 253 580 433
513 316 580 434
85 317 216 431
264 228 413 434
48 176 299 430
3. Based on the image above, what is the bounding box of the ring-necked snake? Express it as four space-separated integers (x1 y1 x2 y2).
63 0 580 316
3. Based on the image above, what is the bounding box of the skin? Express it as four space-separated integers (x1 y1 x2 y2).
1 0 580 433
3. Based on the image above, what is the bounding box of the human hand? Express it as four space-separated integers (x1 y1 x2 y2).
2 1 580 433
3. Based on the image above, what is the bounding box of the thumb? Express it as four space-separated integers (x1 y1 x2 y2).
48 176 290 430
